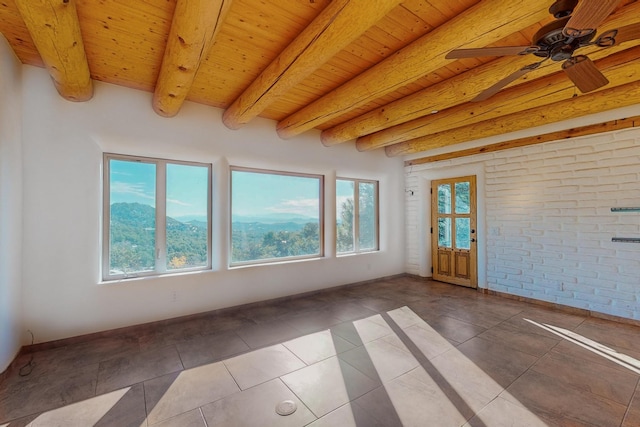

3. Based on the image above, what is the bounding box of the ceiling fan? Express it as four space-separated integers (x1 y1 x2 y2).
445 0 640 102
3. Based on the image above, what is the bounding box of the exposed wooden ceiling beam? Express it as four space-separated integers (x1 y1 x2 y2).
14 0 92 101
275 0 551 139
357 45 640 151
385 79 640 157
222 0 402 130
320 55 534 146
322 1 640 146
404 115 640 166
153 0 233 117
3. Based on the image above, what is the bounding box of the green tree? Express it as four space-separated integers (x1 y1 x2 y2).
337 197 354 253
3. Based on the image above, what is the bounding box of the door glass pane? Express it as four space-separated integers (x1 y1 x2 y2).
166 163 209 270
456 218 471 249
108 159 156 275
358 182 376 251
455 182 470 214
336 179 355 253
437 184 451 214
438 217 451 248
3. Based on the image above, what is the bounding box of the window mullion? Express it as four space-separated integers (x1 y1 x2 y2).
102 158 111 280
353 181 360 252
156 161 167 272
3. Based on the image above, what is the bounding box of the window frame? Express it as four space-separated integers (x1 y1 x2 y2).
229 166 324 267
336 177 379 255
102 153 212 281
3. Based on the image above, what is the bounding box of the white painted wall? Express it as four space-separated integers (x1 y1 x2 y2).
19 65 406 343
405 107 640 320
0 35 23 372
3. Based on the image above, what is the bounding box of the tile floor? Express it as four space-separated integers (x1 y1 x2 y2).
1 276 639 426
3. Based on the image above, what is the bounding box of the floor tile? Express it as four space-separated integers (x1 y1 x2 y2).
224 344 305 390
550 339 640 374
463 396 549 427
283 330 355 365
3 276 639 427
144 362 239 425
353 296 402 312
384 306 425 329
478 322 559 357
138 320 204 352
201 379 316 427
330 316 394 346
22 387 131 427
354 372 468 427
0 413 39 427
385 323 456 360
198 312 256 336
518 306 587 331
150 409 206 427
456 336 538 389
305 402 385 427
444 306 512 329
0 363 98 423
6 336 139 384
576 318 640 354
531 350 638 406
239 302 294 324
420 346 505 414
95 383 147 427
176 331 249 369
427 315 487 344
236 319 303 349
285 310 343 335
96 346 183 395
324 302 378 322
281 356 378 418
623 382 640 427
338 338 419 382
503 369 628 426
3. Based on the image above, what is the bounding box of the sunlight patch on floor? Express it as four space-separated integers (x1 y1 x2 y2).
25 387 130 427
524 318 640 375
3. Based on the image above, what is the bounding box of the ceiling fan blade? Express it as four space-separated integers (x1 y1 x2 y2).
614 22 640 45
562 55 609 93
471 63 539 102
445 46 538 59
563 0 622 38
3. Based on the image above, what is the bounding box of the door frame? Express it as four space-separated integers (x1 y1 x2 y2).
414 163 486 287
431 175 477 288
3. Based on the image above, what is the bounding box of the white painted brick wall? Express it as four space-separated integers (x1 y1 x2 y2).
405 127 640 320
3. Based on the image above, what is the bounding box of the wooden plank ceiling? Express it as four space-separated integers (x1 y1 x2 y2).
1 0 639 159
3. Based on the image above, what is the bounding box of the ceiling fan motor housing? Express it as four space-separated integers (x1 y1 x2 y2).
532 17 595 61
549 0 579 19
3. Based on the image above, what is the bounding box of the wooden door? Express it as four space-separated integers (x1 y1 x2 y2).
431 176 477 288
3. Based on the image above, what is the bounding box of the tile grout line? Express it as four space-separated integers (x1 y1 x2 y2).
620 376 640 427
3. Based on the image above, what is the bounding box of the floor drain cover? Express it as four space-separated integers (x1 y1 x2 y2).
276 400 297 416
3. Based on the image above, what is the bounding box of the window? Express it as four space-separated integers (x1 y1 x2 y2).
336 178 379 254
230 167 323 265
103 154 211 280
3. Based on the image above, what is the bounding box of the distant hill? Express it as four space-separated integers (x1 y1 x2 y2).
232 221 306 234
109 202 320 268
232 212 317 225
109 202 207 272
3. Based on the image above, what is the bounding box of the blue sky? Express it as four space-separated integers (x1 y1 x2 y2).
109 159 208 219
231 170 320 218
110 161 356 220
336 179 354 219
